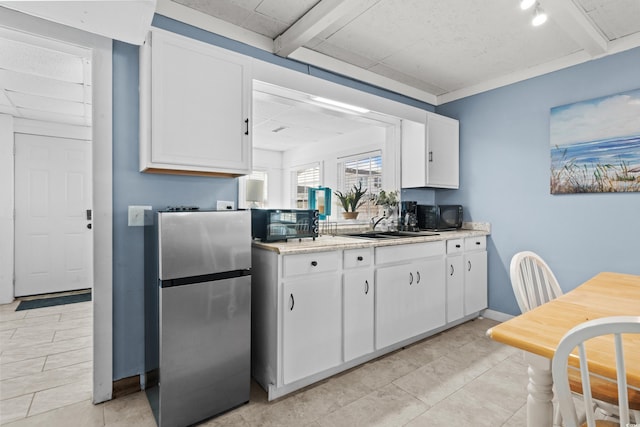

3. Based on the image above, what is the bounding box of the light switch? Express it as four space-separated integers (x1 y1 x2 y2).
128 205 152 226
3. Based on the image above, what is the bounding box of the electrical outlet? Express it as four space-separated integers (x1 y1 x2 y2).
128 205 152 226
216 200 235 210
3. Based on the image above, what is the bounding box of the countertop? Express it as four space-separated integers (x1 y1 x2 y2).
252 227 490 255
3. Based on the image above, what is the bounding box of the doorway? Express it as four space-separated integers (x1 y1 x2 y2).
0 8 113 404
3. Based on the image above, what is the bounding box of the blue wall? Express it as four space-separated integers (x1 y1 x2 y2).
111 15 436 380
112 42 238 379
435 47 640 316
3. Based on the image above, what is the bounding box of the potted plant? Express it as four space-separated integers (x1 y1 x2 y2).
334 182 368 219
375 189 400 226
375 189 399 212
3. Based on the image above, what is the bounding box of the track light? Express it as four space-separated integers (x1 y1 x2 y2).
520 0 535 10
532 4 548 26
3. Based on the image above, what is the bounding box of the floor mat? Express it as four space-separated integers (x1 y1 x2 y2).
16 292 92 311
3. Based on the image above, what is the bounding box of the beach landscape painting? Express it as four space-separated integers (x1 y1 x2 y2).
550 88 640 194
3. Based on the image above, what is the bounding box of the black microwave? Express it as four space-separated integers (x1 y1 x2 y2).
417 205 463 231
251 209 319 242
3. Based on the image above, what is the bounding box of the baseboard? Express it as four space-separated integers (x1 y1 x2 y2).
113 375 141 399
482 309 514 323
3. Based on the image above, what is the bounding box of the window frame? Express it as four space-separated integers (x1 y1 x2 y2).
291 161 322 209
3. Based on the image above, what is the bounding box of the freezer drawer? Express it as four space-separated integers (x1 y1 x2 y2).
158 210 251 280
158 275 251 427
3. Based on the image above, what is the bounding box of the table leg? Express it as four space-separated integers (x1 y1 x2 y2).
524 352 555 427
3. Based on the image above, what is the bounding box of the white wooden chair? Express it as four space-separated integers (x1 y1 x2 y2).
552 316 640 427
510 251 567 425
509 251 563 313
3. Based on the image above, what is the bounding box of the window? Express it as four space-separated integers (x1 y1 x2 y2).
293 163 320 208
338 151 382 218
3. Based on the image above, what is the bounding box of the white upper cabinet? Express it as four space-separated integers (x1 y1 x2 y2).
401 112 459 189
140 28 252 176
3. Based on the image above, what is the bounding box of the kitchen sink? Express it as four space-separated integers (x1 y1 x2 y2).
344 231 439 240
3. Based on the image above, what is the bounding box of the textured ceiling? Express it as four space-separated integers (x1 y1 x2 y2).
166 0 640 104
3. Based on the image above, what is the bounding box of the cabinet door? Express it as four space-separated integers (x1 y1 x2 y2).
412 258 446 335
446 254 464 323
375 258 445 349
401 120 427 188
282 273 341 384
401 113 459 189
143 29 251 175
464 251 488 315
343 269 374 362
375 263 412 349
426 112 459 188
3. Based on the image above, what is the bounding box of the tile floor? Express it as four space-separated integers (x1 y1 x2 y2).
1 300 531 426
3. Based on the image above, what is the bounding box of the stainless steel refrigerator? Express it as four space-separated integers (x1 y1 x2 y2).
145 210 251 427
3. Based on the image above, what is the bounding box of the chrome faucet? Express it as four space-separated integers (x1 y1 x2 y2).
371 213 387 230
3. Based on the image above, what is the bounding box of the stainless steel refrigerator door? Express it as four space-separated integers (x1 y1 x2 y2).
158 210 251 280
159 275 251 427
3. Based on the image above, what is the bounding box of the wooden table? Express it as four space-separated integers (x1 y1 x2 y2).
487 272 640 427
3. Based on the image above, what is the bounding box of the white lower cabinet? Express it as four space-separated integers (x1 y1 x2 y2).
342 248 374 362
446 254 464 322
464 238 488 315
282 273 341 384
251 235 485 401
375 242 446 349
446 239 465 323
343 269 374 361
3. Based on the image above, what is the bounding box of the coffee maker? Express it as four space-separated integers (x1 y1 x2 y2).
399 201 419 232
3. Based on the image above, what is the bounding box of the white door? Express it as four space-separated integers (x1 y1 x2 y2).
14 133 92 296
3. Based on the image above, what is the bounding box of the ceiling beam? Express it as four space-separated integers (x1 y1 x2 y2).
288 47 438 105
274 0 371 57
542 0 608 56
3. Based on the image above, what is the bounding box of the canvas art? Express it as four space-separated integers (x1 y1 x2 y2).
550 88 640 194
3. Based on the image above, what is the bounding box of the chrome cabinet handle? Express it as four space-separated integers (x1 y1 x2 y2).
409 272 413 285
365 280 369 295
416 271 421 284
290 294 294 311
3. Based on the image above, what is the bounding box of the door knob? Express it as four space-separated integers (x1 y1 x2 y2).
87 224 92 229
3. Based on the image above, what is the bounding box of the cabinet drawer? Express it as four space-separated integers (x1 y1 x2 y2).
343 248 373 269
283 252 339 277
446 239 464 254
375 241 445 265
464 236 486 251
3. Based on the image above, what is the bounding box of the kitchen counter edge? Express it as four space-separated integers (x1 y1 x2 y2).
252 229 489 255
